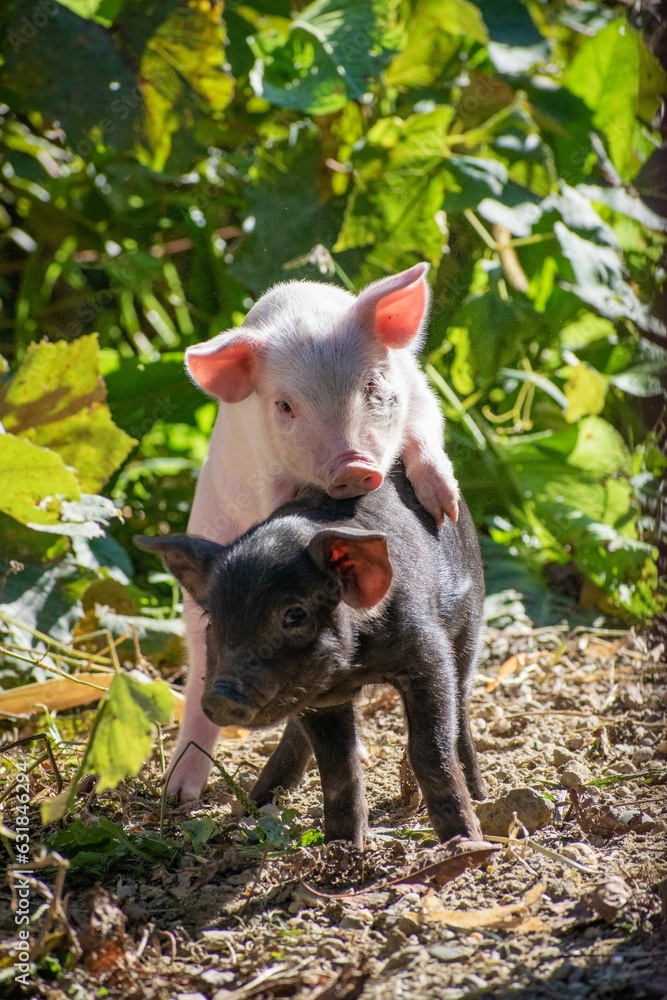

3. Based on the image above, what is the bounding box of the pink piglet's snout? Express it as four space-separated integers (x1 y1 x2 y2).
327 452 384 500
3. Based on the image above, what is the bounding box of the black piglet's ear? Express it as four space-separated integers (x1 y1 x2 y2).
307 528 393 609
134 534 224 608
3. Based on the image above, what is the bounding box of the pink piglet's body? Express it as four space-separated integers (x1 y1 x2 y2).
168 262 460 801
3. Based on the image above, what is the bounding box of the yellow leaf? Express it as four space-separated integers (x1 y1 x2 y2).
564 364 607 423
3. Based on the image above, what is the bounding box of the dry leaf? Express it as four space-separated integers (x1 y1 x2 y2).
416 880 546 930
0 672 186 721
569 788 637 837
485 652 539 692
582 876 632 923
219 725 250 740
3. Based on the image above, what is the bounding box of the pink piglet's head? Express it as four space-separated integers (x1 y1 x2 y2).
185 263 431 498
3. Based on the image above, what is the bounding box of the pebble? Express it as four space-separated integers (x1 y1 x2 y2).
318 941 343 960
429 944 472 963
618 683 644 709
200 970 235 988
381 946 422 973
397 914 421 936
476 786 554 836
257 734 281 756
462 973 488 989
553 747 575 767
258 803 280 818
340 912 370 930
614 761 637 775
632 747 653 766
561 842 598 867
559 761 591 787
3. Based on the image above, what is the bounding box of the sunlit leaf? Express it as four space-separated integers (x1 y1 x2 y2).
564 21 640 180
386 0 486 89
248 0 398 114
563 364 608 423
0 435 80 526
87 673 175 791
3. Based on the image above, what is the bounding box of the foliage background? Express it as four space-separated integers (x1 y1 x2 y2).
1 0 666 690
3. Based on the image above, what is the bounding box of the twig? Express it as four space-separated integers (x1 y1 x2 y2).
0 734 63 803
485 834 598 875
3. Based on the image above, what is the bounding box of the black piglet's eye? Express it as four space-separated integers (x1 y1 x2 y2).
282 606 309 629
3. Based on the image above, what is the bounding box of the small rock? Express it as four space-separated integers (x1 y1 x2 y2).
561 842 598 867
658 741 667 756
553 747 575 768
201 970 235 988
618 808 654 832
380 928 408 955
318 941 343 960
559 761 591 787
340 912 369 930
226 870 255 885
236 770 257 792
566 735 585 751
462 973 488 990
614 761 637 775
429 944 472 963
583 875 632 923
632 747 653 767
397 914 421 936
257 734 281 756
618 683 644 709
381 946 422 973
258 803 281 819
176 994 207 1000
476 787 554 836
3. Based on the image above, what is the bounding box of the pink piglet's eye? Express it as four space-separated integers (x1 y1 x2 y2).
276 400 293 414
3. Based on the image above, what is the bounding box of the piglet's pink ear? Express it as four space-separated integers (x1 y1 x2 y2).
185 331 262 403
307 528 393 609
356 262 430 349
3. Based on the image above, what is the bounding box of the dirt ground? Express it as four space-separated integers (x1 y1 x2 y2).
1 620 666 1000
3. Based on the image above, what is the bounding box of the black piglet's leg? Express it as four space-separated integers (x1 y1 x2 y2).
396 653 483 843
251 719 312 807
299 703 368 848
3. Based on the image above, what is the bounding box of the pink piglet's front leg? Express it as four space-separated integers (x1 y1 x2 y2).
400 366 460 525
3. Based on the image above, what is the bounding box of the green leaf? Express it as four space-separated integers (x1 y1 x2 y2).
476 0 549 76
335 108 456 268
564 21 640 180
386 0 487 89
23 405 135 494
117 0 233 168
0 435 80 526
54 0 126 25
554 223 664 336
182 817 220 850
0 335 136 494
1 1 139 152
0 552 85 673
563 364 608 423
248 0 397 114
101 350 205 438
87 673 175 791
0 334 103 435
232 129 344 293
